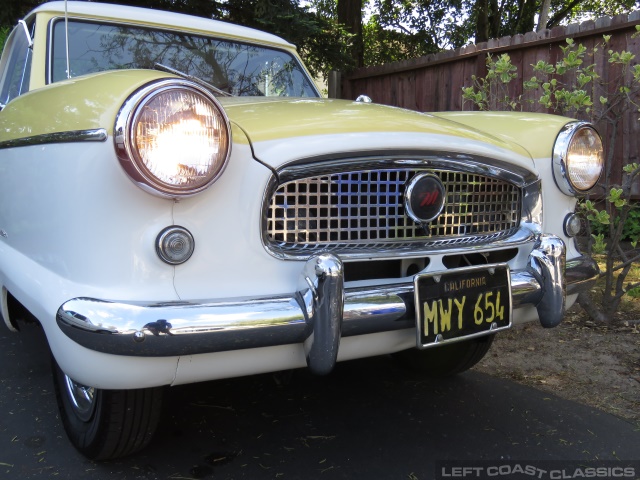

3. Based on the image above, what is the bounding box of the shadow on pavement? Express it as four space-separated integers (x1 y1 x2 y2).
1 323 638 479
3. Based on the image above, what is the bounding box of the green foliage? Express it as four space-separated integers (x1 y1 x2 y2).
581 200 611 226
0 26 9 52
360 0 473 66
589 202 640 243
462 41 603 114
363 21 436 66
307 0 638 68
472 0 638 43
625 207 640 243
5 0 640 72
591 233 608 255
463 34 640 322
534 40 597 114
229 0 353 78
462 53 523 110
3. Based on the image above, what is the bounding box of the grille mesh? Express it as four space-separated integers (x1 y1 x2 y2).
265 169 521 254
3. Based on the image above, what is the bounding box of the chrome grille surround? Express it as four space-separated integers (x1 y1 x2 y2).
262 156 540 259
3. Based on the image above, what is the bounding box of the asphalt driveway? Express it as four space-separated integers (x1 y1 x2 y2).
1 322 639 479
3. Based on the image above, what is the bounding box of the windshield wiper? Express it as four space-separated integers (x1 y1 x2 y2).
154 63 233 97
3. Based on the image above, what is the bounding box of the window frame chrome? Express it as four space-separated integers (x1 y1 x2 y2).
0 20 34 107
18 20 34 49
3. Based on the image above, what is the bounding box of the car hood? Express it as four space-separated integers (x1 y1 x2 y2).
219 97 536 173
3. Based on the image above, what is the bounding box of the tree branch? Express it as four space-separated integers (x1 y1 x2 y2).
613 282 640 301
546 0 586 29
611 252 640 273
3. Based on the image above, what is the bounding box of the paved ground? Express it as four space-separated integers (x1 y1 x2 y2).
1 322 639 480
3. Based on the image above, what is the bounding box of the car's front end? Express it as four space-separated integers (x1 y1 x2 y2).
0 1 602 460
52 94 600 384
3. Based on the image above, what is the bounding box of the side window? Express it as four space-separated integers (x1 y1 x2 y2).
0 21 34 107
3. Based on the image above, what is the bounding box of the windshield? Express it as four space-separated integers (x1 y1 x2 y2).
50 19 318 97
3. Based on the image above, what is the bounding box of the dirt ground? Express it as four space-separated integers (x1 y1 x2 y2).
475 302 640 427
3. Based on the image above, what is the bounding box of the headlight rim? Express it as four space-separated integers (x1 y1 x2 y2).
115 78 232 198
552 121 603 197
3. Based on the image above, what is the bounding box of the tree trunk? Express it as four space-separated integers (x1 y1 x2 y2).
489 0 501 38
475 0 490 42
337 0 363 68
577 292 610 324
537 0 551 31
514 0 537 34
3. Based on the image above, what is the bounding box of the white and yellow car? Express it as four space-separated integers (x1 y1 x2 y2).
0 1 602 459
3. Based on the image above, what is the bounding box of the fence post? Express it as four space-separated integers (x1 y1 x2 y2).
327 71 342 99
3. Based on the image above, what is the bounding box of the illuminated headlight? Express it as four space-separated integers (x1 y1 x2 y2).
552 122 603 196
115 80 231 197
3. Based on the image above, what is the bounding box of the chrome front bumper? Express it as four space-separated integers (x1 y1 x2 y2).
57 235 598 374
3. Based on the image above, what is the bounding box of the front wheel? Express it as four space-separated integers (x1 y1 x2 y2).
392 335 494 377
51 356 163 460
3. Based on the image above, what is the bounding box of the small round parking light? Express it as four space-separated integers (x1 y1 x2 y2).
156 226 195 265
563 213 582 238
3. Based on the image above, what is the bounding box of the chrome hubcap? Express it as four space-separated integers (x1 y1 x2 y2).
63 374 96 422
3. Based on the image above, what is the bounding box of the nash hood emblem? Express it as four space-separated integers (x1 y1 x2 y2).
405 173 446 223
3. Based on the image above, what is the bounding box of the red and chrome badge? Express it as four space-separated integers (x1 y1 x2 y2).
404 173 446 223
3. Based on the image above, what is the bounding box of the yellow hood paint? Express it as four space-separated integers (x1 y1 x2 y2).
0 70 175 141
221 97 524 150
220 98 545 172
433 111 573 160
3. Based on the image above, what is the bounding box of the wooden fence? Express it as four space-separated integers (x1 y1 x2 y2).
338 12 640 196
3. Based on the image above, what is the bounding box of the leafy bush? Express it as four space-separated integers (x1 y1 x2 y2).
589 201 640 242
463 32 640 323
0 26 9 52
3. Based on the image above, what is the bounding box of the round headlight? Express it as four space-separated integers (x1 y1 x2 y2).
115 80 231 197
552 122 603 196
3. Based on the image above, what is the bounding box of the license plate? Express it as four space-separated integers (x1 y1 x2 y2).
414 264 512 348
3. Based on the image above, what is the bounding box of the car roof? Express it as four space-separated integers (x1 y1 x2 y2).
29 1 295 49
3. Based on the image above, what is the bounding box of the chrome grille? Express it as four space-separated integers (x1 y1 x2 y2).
265 168 521 255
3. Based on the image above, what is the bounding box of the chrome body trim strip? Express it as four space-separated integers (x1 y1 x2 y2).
56 243 598 359
277 154 539 187
0 129 108 150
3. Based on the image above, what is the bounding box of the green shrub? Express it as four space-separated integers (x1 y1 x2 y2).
463 35 640 323
590 202 640 242
0 26 9 51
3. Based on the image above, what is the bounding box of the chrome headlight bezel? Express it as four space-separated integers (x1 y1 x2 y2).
552 122 604 196
115 79 231 198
